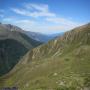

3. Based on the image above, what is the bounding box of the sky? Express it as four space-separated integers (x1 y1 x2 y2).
0 0 90 34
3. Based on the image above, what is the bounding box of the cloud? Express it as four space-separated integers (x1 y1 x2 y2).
15 20 36 30
46 17 82 29
15 19 81 34
15 20 35 24
46 17 79 25
11 3 56 17
25 3 48 12
46 25 75 31
2 17 19 23
3 18 35 27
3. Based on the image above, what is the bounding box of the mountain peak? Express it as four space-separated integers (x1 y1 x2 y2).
0 23 23 32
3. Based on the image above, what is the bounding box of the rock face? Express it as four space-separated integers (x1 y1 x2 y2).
0 23 42 76
0 23 90 90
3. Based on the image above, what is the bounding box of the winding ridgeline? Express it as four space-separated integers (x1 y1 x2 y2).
0 23 42 76
0 23 90 90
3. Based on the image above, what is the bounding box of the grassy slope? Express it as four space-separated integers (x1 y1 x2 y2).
0 23 90 90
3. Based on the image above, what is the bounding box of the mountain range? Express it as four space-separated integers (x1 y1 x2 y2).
0 23 90 90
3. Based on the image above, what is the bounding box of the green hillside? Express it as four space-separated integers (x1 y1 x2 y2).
0 23 90 90
0 24 42 76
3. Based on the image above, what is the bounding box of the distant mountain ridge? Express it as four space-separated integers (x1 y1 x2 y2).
0 23 22 32
24 31 64 42
24 31 52 42
0 23 62 42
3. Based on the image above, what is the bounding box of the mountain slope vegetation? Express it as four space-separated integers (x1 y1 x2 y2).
0 23 42 76
0 23 90 90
